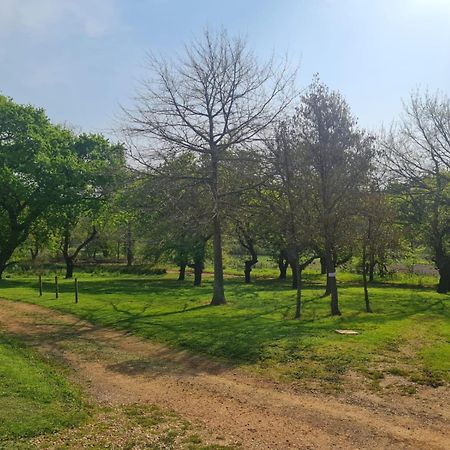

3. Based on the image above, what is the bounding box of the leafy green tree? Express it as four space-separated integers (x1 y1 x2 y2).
0 96 125 279
52 133 125 278
292 77 374 315
24 217 56 262
0 96 72 278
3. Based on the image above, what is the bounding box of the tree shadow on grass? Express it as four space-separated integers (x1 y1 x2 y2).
369 279 441 292
1 276 448 371
110 301 211 321
0 307 238 380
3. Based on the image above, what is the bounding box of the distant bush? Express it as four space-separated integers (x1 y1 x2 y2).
5 261 166 277
114 265 166 275
73 263 167 276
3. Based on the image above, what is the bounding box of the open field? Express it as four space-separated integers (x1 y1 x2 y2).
1 269 449 448
0 297 448 449
1 270 448 392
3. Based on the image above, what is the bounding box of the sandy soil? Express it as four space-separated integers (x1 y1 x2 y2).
0 298 448 449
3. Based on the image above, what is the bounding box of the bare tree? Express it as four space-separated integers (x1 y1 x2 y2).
381 90 450 293
124 29 295 305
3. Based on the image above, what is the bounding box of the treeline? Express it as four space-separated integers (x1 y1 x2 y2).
1 30 449 318
0 95 125 279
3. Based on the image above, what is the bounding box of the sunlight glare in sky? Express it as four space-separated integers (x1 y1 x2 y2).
1 0 449 134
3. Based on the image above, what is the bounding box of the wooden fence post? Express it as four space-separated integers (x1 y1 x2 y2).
55 276 59 299
75 278 78 303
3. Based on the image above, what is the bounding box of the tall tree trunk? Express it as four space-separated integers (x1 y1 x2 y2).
294 267 303 319
290 255 299 290
191 237 208 286
65 257 75 279
210 154 226 305
432 175 448 293
322 252 332 296
193 261 204 286
116 241 120 262
0 262 6 280
437 265 450 293
243 248 258 284
62 227 73 279
323 273 332 296
362 244 372 313
323 252 350 297
62 224 97 279
178 263 186 281
30 246 39 262
325 249 341 316
0 235 20 280
0 253 17 279
436 256 450 294
126 222 133 267
211 215 225 303
278 253 288 280
368 252 376 282
323 253 341 296
244 262 252 283
320 256 327 275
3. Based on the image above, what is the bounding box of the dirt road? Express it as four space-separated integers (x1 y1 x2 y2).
0 298 448 449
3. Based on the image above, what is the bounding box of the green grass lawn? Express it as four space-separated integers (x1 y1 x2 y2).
0 270 449 390
0 333 86 447
0 332 234 449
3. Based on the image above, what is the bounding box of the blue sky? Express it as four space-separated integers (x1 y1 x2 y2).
1 0 449 136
